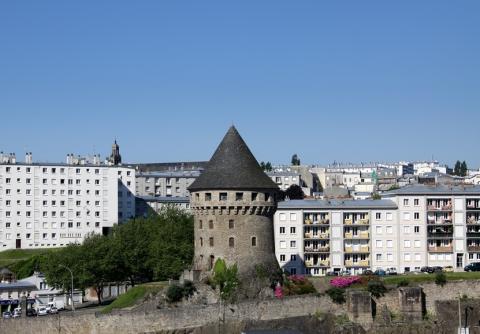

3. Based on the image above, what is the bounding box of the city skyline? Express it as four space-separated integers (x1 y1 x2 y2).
1 1 479 166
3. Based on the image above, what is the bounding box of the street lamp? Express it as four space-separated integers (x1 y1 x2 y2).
59 264 75 312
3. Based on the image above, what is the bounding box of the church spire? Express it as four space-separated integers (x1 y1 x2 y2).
109 140 122 165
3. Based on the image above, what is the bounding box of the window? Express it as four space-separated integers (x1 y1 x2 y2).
209 237 214 247
264 193 270 201
290 213 297 221
387 253 393 261
403 199 409 206
404 240 411 248
199 238 203 247
280 254 286 262
199 220 203 229
229 237 234 248
414 226 420 233
291 254 296 261
386 226 393 234
376 254 382 261
279 241 286 249
404 253 411 261
414 199 419 206
386 240 393 248
414 212 420 220
251 236 257 246
404 226 410 234
290 240 296 248
290 227 296 234
403 212 411 220
279 213 286 221
219 193 228 201
376 212 381 220
235 193 243 201
376 240 383 248
386 212 393 221
68 222 73 228
414 240 421 248
209 220 214 229
280 227 285 234
229 220 234 229
375 226 382 235
205 193 211 201
252 193 258 201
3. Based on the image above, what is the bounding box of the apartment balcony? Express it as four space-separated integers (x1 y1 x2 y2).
428 246 453 253
305 259 329 267
427 232 453 239
467 245 480 252
344 246 369 253
304 232 312 238
344 218 353 225
467 217 480 225
345 260 369 267
304 219 312 225
304 233 329 239
427 205 452 212
358 218 369 225
304 247 330 253
427 218 453 225
344 232 369 239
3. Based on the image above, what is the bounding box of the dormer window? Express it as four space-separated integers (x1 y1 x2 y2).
235 193 243 201
219 193 228 201
205 193 212 201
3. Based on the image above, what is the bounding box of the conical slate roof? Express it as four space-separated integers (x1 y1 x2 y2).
188 126 278 191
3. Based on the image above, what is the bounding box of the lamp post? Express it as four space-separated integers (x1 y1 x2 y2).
59 264 75 312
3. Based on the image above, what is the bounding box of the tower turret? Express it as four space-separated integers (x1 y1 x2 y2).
189 126 279 279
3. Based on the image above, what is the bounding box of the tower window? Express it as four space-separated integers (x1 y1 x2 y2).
205 193 212 201
235 193 243 201
200 238 203 247
229 237 235 248
252 192 258 201
199 220 203 229
252 236 257 247
195 193 199 200
219 193 228 201
264 193 270 202
209 237 214 247
209 220 214 229
229 220 234 229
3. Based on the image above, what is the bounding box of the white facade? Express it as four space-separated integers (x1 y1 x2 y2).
274 185 480 276
0 163 135 250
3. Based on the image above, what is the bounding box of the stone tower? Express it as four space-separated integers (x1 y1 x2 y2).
109 140 122 165
188 126 279 279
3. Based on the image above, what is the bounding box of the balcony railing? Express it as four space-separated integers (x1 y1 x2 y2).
344 232 369 239
345 246 369 253
305 247 330 253
345 260 369 267
467 245 480 252
467 217 480 225
428 246 453 252
304 233 329 239
305 260 329 267
427 204 453 211
358 218 369 225
304 217 330 225
344 218 353 225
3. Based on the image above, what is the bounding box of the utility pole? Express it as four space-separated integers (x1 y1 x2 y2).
59 264 75 312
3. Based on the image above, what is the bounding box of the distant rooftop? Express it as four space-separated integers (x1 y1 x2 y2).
278 199 397 210
137 196 189 203
382 184 480 196
137 170 201 178
133 161 207 173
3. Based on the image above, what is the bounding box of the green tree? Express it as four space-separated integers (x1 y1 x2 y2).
260 161 266 170
461 161 468 177
454 160 461 176
212 258 239 303
291 154 300 166
265 162 273 172
285 184 305 200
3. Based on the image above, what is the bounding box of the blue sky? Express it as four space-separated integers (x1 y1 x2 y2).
1 1 479 167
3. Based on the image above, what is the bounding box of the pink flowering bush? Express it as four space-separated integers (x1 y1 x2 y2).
274 284 283 299
329 276 361 288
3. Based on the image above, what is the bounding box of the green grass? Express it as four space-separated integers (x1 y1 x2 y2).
101 282 166 314
383 272 480 285
0 248 58 267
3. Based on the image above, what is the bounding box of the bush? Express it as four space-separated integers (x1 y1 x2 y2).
212 259 239 302
367 280 387 297
435 272 447 287
166 284 184 303
282 275 316 296
330 276 361 288
397 278 410 287
182 280 196 298
326 287 346 304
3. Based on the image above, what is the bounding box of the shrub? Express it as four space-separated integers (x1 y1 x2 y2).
326 287 346 304
283 275 316 296
367 280 387 297
330 276 361 288
166 284 184 303
212 258 240 302
435 272 447 287
397 278 410 287
182 280 196 298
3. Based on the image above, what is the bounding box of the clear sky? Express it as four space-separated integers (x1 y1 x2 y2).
1 1 479 168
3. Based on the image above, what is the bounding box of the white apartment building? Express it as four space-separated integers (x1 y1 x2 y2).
274 184 480 276
135 170 200 198
0 155 135 250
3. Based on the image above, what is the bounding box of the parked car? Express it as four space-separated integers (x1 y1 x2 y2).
386 268 398 275
464 262 480 272
430 266 443 273
326 271 339 276
26 308 37 317
12 308 21 318
49 307 58 314
339 270 351 276
374 269 386 276
420 266 432 273
362 269 374 276
2 311 11 319
444 266 454 273
37 307 48 316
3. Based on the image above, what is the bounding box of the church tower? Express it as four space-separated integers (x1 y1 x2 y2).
188 126 279 278
109 140 122 165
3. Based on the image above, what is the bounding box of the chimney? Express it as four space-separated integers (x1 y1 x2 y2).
25 152 33 164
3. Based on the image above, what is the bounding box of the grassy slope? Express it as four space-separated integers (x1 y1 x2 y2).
0 248 57 268
383 272 480 285
101 282 166 314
